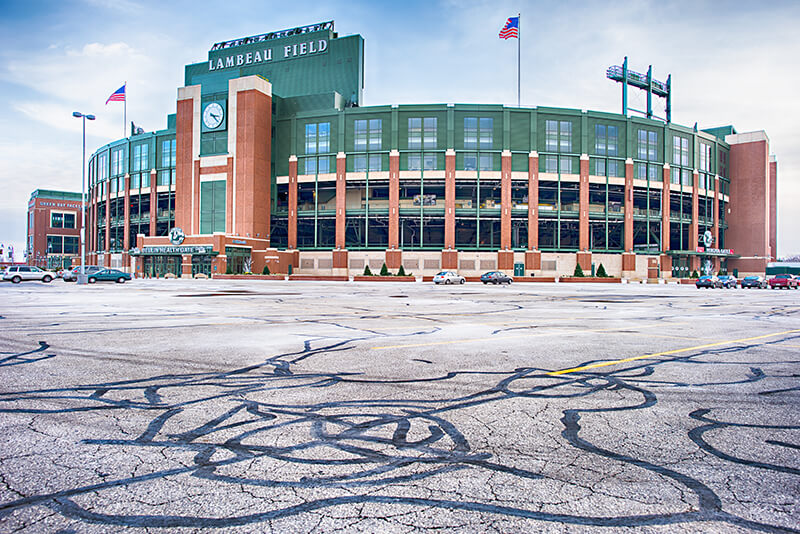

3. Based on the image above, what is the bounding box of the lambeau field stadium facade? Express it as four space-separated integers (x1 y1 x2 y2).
84 21 778 279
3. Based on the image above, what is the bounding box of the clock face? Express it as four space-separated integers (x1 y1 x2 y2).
203 102 224 130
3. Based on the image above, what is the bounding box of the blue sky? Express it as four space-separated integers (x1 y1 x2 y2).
1 0 798 260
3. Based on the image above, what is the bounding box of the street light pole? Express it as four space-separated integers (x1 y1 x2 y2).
73 112 95 285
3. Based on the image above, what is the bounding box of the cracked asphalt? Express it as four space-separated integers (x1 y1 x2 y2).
0 279 798 533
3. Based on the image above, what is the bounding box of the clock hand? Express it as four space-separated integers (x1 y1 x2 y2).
210 112 220 120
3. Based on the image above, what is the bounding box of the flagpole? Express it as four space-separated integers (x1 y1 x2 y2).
124 81 127 138
517 13 521 108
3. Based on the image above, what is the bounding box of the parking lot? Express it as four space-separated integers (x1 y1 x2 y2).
0 279 798 532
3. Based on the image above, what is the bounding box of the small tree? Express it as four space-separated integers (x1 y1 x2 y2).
380 263 390 276
262 264 270 275
363 265 373 276
690 270 699 279
397 265 407 276
596 263 608 277
573 263 585 277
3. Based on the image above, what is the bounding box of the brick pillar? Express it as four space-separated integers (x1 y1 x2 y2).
500 150 512 250
444 149 456 249
175 86 199 234
104 180 111 253
690 170 700 272
150 169 157 237
288 155 298 249
389 149 400 248
335 152 346 249
579 154 589 251
123 174 131 251
712 175 720 249
528 151 539 250
660 164 672 276
622 158 635 273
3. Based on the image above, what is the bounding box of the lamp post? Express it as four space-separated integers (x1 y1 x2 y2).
73 112 95 285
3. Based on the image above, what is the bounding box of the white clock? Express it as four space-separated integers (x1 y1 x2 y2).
203 102 224 129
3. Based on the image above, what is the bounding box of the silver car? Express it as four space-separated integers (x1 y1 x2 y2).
2 266 58 283
62 265 103 281
433 271 466 285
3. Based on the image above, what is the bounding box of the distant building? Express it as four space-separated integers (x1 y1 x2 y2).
84 21 778 278
27 189 83 270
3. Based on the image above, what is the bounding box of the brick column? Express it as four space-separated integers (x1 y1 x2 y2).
500 150 512 249
104 180 111 253
288 155 298 249
150 169 157 237
622 158 635 273
660 164 672 276
335 152 347 249
525 151 540 272
712 175 720 249
389 149 400 248
175 86 199 234
123 174 131 251
91 196 97 261
444 149 456 249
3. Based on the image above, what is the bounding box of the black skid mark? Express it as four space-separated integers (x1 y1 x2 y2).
0 341 55 367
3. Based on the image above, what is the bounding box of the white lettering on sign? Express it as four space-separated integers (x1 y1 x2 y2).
209 40 327 71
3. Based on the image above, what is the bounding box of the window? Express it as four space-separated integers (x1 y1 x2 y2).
595 124 619 156
672 136 689 167
98 153 108 181
408 153 436 171
304 156 330 175
608 160 619 177
305 122 330 154
464 117 492 149
133 144 149 172
51 212 76 229
637 130 658 161
545 155 558 173
560 157 572 174
546 120 572 152
699 142 713 172
353 154 382 172
161 139 176 167
355 119 382 151
409 117 437 149
111 148 124 175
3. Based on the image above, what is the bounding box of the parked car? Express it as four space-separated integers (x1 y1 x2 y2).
768 274 799 289
87 269 132 284
695 275 722 289
433 271 465 285
740 275 767 289
718 275 739 288
2 266 58 284
62 265 104 281
480 271 513 285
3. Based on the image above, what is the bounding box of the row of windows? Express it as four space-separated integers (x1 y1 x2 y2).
92 139 176 184
46 235 79 254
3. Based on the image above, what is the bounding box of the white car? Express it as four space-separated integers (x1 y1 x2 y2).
2 266 58 284
433 271 465 285
62 265 103 281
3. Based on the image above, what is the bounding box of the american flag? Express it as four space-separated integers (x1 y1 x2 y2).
499 17 519 40
105 84 126 104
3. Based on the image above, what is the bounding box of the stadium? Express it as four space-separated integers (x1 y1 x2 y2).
83 21 778 279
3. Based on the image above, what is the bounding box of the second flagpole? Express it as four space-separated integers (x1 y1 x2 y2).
517 13 521 107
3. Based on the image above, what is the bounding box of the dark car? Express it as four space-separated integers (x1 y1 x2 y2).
62 265 104 281
768 274 799 289
695 275 721 289
740 275 767 289
717 275 738 288
88 269 132 284
480 271 513 285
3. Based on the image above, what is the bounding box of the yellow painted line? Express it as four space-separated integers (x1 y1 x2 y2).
371 322 688 350
547 329 800 376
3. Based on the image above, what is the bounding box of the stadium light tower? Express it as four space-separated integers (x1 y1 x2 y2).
72 111 95 285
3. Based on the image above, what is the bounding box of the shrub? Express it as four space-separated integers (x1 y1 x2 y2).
397 265 406 276
262 264 270 275
690 270 699 278
596 263 608 277
573 263 585 277
363 265 373 276
380 263 390 276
